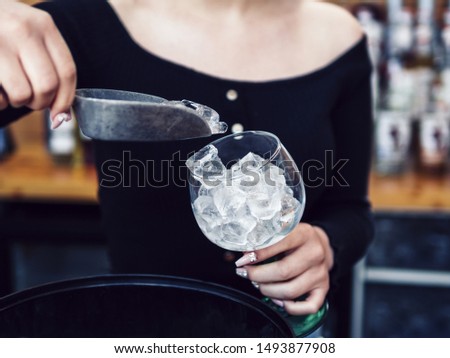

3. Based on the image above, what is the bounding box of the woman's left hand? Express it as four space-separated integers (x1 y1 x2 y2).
235 223 334 316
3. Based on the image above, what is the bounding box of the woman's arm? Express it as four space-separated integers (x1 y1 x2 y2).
0 1 76 128
234 6 374 314
309 52 375 289
235 58 374 315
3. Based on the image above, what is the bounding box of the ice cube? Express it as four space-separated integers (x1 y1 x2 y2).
278 194 301 229
186 144 217 170
238 170 262 190
221 216 257 246
247 220 278 248
247 189 282 220
186 144 226 186
284 185 294 197
198 180 225 197
263 164 286 188
213 186 246 217
223 168 257 191
229 160 241 174
193 195 221 228
206 223 226 244
198 184 210 197
179 100 228 134
239 152 265 172
194 215 212 237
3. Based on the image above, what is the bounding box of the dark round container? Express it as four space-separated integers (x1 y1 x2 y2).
0 275 293 338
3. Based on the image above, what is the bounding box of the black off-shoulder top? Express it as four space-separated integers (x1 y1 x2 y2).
0 0 374 297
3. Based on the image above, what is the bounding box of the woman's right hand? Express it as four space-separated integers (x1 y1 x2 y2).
0 1 77 128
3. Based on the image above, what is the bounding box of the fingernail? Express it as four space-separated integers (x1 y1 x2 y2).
52 112 71 127
50 120 60 130
235 268 248 278
235 252 257 267
251 281 260 289
271 299 284 308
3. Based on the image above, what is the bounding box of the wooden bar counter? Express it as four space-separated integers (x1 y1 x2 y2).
0 145 98 203
1 112 450 210
0 112 97 203
4 0 447 211
1 148 450 211
369 171 450 212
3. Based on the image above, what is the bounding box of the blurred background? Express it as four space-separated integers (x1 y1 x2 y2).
0 0 449 337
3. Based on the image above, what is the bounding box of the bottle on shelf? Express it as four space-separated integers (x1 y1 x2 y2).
413 3 450 175
433 5 450 109
374 1 414 176
411 0 438 120
413 0 450 175
387 0 415 62
418 109 449 174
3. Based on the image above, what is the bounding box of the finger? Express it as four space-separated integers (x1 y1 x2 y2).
245 249 309 283
258 264 328 300
256 224 313 263
0 56 32 107
50 111 71 129
44 24 76 117
254 229 302 261
243 229 326 283
235 226 305 267
19 37 59 110
283 288 328 316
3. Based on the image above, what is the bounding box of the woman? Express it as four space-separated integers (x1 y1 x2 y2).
0 0 374 325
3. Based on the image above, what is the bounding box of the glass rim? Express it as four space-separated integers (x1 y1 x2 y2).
188 131 282 180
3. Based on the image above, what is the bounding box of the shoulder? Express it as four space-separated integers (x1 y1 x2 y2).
299 1 365 60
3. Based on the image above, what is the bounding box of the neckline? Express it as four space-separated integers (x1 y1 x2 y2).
104 1 367 87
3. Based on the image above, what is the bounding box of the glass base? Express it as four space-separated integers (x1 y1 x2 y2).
262 297 328 338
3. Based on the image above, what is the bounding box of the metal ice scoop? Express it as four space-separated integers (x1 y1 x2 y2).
72 89 228 141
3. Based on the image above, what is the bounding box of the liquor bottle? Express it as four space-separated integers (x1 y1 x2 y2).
374 110 413 175
437 4 450 110
414 4 450 175
413 0 450 175
374 1 414 176
414 0 436 66
384 1 416 109
418 109 449 174
411 0 437 120
387 1 414 62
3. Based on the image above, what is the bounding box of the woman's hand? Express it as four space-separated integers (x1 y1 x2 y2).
0 1 76 128
235 223 334 316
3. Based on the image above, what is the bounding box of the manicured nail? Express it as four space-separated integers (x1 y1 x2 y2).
51 112 71 129
235 268 248 278
251 281 260 289
235 252 257 267
271 299 284 308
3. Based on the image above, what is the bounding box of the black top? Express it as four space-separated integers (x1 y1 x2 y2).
0 0 374 295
